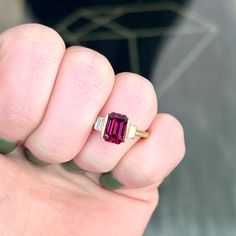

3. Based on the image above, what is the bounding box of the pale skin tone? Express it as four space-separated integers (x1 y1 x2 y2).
0 24 185 236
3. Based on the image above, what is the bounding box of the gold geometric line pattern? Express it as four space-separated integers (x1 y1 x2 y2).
55 2 219 97
79 27 208 41
156 7 220 98
157 29 219 98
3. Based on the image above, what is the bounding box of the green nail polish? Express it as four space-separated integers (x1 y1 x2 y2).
99 172 123 190
23 147 49 166
61 160 85 173
0 137 17 154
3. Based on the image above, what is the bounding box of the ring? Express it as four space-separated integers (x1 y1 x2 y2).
94 112 150 145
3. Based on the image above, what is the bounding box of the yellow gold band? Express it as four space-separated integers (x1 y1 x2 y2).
135 130 150 138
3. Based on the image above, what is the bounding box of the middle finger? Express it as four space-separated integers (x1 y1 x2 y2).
24 46 114 164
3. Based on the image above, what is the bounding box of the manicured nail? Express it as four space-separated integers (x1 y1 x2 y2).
0 137 17 154
99 172 123 190
61 160 85 173
23 147 49 166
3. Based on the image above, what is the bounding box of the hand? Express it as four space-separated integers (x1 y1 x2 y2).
0 24 185 236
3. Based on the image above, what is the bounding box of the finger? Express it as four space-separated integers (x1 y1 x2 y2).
99 114 186 190
0 24 65 154
23 46 115 164
73 72 157 173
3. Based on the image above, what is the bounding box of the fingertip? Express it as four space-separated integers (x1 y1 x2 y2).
61 160 86 174
99 172 123 190
0 137 17 154
23 147 50 167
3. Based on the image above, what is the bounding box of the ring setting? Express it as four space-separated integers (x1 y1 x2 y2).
94 112 149 145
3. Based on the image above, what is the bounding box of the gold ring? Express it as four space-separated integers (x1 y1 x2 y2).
94 112 150 145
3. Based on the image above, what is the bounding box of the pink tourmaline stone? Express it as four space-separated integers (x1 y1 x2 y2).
103 112 128 144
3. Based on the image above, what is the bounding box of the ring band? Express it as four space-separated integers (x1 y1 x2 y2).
94 112 150 145
135 129 150 138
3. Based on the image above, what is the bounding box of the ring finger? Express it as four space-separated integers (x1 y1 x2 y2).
72 72 158 173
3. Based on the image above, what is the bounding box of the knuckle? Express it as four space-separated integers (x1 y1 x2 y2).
67 46 114 79
64 46 114 99
117 72 156 95
116 72 158 113
2 23 65 51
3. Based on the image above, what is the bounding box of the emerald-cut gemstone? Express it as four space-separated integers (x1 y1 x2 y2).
103 112 128 144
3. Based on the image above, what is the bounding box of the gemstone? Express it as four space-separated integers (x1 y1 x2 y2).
94 117 104 131
103 112 128 144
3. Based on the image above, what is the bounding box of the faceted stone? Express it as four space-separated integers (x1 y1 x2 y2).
103 112 128 144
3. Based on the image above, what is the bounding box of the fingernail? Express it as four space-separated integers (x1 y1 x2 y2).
0 137 17 154
23 147 49 166
99 172 123 190
61 160 85 173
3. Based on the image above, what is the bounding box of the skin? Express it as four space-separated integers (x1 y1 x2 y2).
0 24 185 236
